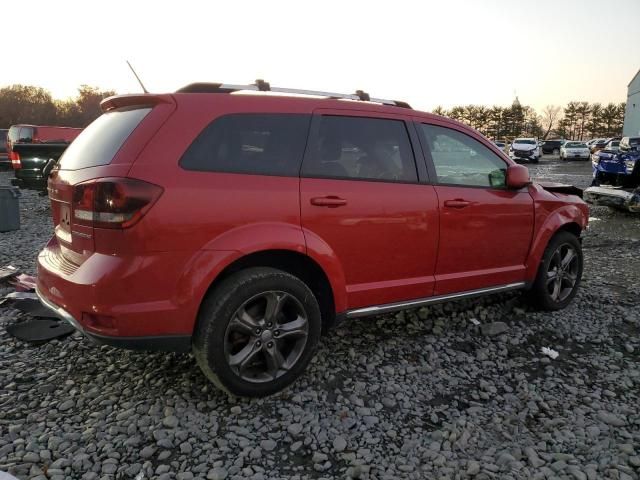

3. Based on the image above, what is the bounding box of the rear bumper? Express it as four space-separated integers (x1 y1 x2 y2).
36 237 207 350
36 285 191 352
583 186 640 212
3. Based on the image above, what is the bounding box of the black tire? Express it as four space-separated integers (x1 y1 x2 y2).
526 231 583 311
192 267 322 397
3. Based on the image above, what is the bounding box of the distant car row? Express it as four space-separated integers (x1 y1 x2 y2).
489 136 624 164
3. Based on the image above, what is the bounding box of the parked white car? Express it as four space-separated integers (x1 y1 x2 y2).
604 139 621 152
560 141 590 161
509 138 541 163
492 140 506 152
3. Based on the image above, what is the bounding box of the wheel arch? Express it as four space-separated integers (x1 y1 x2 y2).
196 249 341 334
525 206 586 281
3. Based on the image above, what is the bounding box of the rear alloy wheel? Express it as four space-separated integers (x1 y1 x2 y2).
193 267 321 397
527 231 583 310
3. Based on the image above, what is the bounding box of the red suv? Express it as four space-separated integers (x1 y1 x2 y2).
37 82 589 397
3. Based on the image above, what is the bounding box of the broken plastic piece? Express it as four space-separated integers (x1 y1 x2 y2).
541 347 559 359
5 318 75 344
469 318 481 326
0 265 19 282
4 291 38 300
8 274 37 292
12 298 59 318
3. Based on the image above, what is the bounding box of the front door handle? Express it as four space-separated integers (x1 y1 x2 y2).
444 199 471 209
310 196 348 207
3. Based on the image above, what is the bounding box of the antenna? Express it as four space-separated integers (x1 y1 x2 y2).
126 60 149 94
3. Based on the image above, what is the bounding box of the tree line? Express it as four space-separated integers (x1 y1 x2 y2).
432 100 626 141
0 84 627 142
0 84 116 129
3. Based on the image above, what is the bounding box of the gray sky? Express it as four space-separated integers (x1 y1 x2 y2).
4 0 639 112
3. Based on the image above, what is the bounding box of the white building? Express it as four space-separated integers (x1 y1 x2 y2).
623 68 640 136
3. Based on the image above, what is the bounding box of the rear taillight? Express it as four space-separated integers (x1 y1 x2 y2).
9 151 21 169
72 177 163 229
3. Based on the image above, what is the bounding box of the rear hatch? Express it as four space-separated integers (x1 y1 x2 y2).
47 95 175 269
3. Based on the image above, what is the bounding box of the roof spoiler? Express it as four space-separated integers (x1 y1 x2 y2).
101 94 173 112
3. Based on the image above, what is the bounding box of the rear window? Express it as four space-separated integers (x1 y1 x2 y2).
566 142 586 148
19 127 34 142
515 139 535 144
58 107 151 170
180 114 311 177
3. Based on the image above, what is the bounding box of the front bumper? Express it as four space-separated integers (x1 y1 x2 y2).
510 151 538 162
583 186 640 212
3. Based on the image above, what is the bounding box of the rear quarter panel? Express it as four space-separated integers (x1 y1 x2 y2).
124 95 341 319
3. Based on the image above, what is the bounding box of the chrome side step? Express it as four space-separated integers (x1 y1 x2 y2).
345 282 527 319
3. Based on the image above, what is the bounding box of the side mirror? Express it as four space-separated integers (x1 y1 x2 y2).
506 164 531 189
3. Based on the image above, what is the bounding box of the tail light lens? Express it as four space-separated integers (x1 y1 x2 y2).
72 177 163 229
9 151 21 169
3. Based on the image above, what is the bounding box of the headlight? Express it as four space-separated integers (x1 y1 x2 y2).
625 159 635 173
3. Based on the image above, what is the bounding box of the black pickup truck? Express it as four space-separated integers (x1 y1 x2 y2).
11 143 70 191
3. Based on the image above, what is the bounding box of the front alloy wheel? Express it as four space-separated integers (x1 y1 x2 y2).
545 243 579 303
527 231 583 310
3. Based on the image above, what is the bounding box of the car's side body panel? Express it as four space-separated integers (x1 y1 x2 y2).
36 92 589 351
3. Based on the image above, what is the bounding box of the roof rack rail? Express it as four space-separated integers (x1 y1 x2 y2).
175 80 412 109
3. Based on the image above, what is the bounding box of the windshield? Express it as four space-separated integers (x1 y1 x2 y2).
514 139 535 145
609 141 620 147
566 142 586 148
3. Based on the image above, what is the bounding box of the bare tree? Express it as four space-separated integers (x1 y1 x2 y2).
539 105 562 139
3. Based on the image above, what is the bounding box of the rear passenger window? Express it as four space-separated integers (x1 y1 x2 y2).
180 114 311 177
420 124 507 188
302 116 418 183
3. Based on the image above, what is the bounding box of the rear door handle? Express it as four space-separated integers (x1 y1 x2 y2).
310 196 348 207
444 199 471 209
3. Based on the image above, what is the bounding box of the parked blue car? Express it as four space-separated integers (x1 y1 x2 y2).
591 137 640 187
585 136 640 212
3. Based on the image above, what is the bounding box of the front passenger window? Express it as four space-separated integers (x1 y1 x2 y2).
303 115 418 183
420 124 507 188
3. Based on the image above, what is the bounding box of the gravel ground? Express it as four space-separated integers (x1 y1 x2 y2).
0 160 639 480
